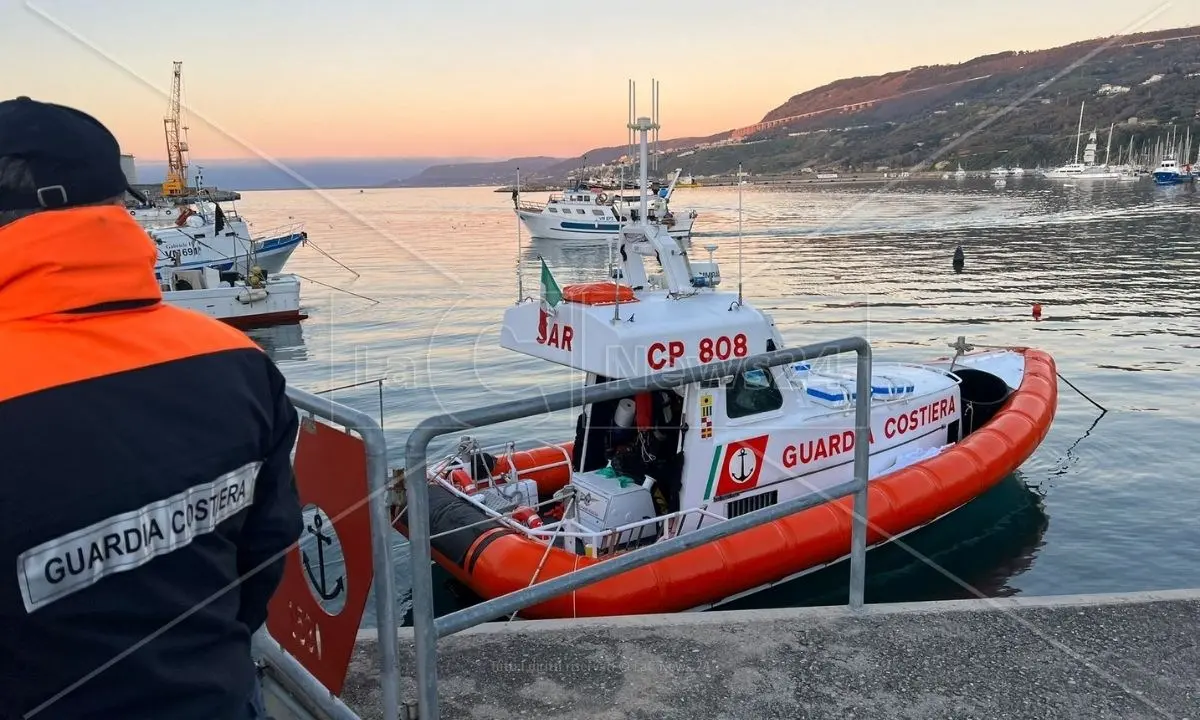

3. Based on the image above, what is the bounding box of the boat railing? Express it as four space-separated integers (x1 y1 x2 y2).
403 337 876 720
253 221 307 243
515 199 546 213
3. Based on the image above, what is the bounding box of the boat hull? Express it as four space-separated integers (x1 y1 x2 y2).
162 275 307 330
397 347 1058 619
159 231 304 276
1153 171 1195 186
1042 170 1122 180
517 208 694 242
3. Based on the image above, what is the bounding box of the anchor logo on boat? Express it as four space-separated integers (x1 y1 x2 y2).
729 448 757 484
301 511 345 601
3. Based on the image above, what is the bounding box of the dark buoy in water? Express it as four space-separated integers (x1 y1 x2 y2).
952 244 964 273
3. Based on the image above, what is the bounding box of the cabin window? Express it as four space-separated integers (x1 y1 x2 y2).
726 368 784 419
592 209 605 216
549 207 558 213
576 209 586 214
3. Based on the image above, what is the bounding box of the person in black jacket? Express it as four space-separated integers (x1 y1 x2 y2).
0 97 302 720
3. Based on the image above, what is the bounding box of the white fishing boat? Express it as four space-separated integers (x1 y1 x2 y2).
148 200 306 276
514 82 698 242
157 266 306 329
953 164 967 180
994 178 1007 188
515 171 697 242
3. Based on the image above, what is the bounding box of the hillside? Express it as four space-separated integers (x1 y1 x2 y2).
675 25 1200 175
535 134 726 177
387 135 723 188
385 25 1200 187
384 156 564 187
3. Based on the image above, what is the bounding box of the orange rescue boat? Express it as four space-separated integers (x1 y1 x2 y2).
394 183 1058 619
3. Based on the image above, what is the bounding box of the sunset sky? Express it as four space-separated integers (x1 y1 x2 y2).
2 0 1198 162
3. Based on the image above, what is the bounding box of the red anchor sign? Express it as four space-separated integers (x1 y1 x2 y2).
266 417 374 696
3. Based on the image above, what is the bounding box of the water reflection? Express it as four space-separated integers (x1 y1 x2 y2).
247 322 309 364
525 237 614 277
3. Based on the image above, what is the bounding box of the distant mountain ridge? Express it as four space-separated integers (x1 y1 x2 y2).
131 157 489 191
389 135 724 188
384 156 564 187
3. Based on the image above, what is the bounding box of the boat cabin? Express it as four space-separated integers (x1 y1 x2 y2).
490 221 996 557
538 176 683 225
157 266 246 293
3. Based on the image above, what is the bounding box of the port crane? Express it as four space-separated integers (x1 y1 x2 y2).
161 61 190 197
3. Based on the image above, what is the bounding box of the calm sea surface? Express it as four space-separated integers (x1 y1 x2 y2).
236 178 1200 623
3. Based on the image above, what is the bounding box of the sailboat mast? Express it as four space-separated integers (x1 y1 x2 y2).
1074 101 1085 163
1105 123 1113 167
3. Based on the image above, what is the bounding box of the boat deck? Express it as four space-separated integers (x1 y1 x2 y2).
262 589 1200 720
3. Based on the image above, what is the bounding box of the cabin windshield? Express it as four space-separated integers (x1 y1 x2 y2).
726 368 784 419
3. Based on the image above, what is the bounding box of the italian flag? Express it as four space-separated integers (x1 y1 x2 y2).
540 257 562 310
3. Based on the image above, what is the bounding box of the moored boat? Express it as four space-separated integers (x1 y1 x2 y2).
515 85 698 242
515 172 697 242
1042 103 1121 180
1152 156 1195 186
147 201 306 276
158 266 306 329
394 118 1059 619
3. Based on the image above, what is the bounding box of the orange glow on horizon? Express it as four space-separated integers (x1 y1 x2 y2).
6 0 1200 163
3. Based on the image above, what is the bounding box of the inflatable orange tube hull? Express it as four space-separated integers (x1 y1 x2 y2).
404 349 1057 619
446 442 573 496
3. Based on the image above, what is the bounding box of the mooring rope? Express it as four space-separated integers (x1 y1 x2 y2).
303 237 360 278
292 273 380 304
1056 371 1107 415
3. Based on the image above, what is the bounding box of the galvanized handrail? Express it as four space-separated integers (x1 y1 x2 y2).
251 386 401 720
404 337 874 720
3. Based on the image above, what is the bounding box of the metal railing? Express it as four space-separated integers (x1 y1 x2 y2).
251 385 402 720
403 337 874 720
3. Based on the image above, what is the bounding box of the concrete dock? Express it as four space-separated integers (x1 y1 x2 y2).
268 589 1200 719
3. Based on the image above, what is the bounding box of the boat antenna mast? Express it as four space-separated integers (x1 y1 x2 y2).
515 167 524 303
737 162 745 306
628 79 636 186
652 79 660 174
162 60 191 199
628 115 659 232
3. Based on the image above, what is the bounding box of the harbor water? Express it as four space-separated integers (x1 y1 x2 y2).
241 178 1200 625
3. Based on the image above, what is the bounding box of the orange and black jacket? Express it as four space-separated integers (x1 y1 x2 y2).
0 206 302 720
